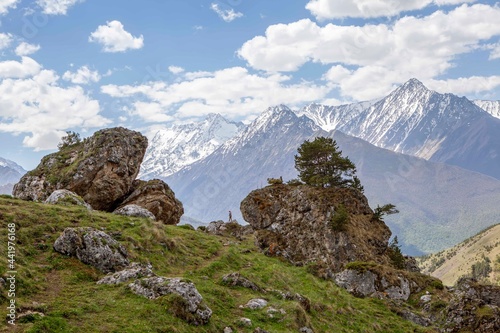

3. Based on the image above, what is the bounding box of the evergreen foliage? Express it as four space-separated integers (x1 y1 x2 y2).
329 204 349 232
373 204 399 221
388 236 406 269
58 131 81 150
294 137 357 188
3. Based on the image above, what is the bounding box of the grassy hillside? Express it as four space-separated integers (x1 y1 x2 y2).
0 195 436 333
417 224 500 286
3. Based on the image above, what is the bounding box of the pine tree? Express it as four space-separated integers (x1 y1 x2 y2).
294 137 357 188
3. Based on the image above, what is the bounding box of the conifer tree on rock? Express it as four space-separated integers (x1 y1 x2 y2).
294 137 358 188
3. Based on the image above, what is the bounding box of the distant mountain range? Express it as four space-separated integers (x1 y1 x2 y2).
163 105 500 255
0 157 26 195
300 79 500 180
139 114 244 179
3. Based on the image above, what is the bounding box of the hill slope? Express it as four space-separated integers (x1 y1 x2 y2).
0 196 430 333
418 224 500 286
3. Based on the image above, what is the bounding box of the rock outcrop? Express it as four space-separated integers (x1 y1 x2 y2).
117 179 183 225
14 127 148 211
128 277 212 325
240 184 392 276
333 268 414 301
442 278 500 332
97 262 155 285
53 227 129 273
44 189 91 210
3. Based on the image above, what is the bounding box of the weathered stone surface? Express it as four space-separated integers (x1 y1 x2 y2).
222 272 262 292
441 278 500 333
14 127 148 212
118 179 183 225
243 299 268 310
97 262 155 285
53 227 129 273
44 189 91 210
241 184 392 275
334 269 377 298
299 327 314 333
113 204 156 220
334 269 412 301
239 318 252 327
128 277 212 325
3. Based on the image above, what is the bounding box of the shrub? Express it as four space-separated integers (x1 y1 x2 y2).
329 204 349 232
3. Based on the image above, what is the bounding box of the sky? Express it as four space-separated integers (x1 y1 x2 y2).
0 0 500 170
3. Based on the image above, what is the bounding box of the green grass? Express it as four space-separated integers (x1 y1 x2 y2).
0 196 435 332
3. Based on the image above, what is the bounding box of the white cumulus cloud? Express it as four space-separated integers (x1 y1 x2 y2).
0 58 110 151
63 65 101 84
89 20 144 53
0 0 19 15
0 33 12 49
101 66 330 123
210 3 243 22
239 4 500 100
168 66 184 74
37 0 83 15
305 0 477 20
15 42 41 56
0 57 42 79
489 43 500 60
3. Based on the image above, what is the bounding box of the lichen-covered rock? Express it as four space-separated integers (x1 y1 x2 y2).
334 268 413 301
205 220 253 239
222 272 262 292
97 262 155 285
44 189 91 210
240 184 392 275
117 179 183 225
113 204 156 220
242 299 268 310
53 227 129 273
128 277 212 325
14 127 148 211
441 278 500 333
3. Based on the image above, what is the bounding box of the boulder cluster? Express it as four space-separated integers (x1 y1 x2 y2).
13 127 183 224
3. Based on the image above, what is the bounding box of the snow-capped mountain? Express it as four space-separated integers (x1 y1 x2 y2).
0 157 27 194
139 114 245 179
164 105 500 255
301 79 500 179
474 100 500 119
296 101 374 131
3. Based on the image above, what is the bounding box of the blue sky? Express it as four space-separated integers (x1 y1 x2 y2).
0 0 499 169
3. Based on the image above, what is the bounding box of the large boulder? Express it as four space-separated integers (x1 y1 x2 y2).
128 277 212 325
53 227 129 273
240 184 392 276
117 179 183 225
14 127 148 211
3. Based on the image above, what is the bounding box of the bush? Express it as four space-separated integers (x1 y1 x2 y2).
329 204 349 232
388 236 405 269
57 131 81 150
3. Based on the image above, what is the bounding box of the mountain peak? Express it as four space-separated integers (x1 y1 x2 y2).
398 78 429 93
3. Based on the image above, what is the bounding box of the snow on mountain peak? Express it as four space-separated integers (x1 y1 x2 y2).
139 114 244 179
473 100 500 119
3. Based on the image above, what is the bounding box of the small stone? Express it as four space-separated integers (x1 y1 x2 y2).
239 317 252 327
299 327 314 333
245 298 268 310
113 204 156 220
223 327 233 333
254 328 270 333
420 294 432 303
